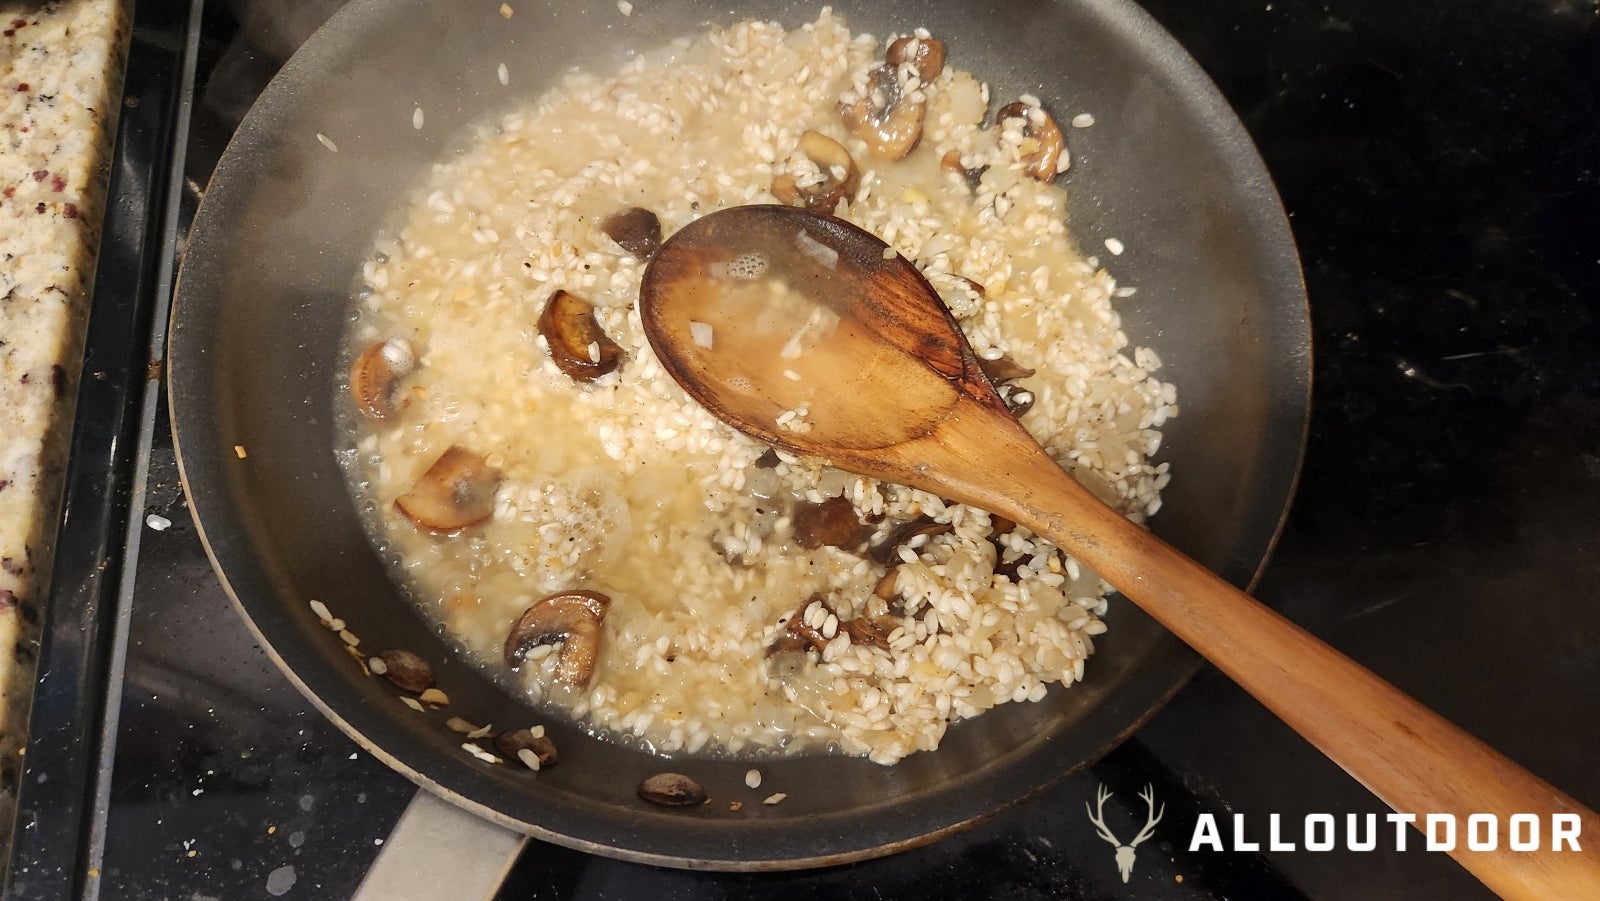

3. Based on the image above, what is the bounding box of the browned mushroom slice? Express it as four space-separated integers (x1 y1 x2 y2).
350 337 416 420
766 633 813 657
996 101 1066 181
1003 387 1035 418
940 150 987 191
987 516 1022 580
601 207 662 259
538 290 623 382
791 495 863 550
374 649 434 693
977 353 1035 385
395 446 501 532
495 728 559 768
868 515 955 565
885 35 946 83
638 772 706 807
767 594 831 656
840 65 925 160
873 567 901 601
842 616 896 651
504 589 611 687
994 552 1025 582
772 130 861 215
993 544 1059 583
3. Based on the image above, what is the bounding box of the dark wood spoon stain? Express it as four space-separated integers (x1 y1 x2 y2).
638 204 1600 898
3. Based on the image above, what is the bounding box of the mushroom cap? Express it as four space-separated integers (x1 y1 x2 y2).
868 515 955 565
350 337 416 420
601 207 663 259
773 130 862 215
840 66 926 161
394 446 501 533
996 101 1065 181
504 589 612 687
792 494 864 550
940 150 987 192
375 648 435 693
538 290 624 382
638 772 707 807
976 353 1036 386
495 728 559 767
886 36 946 83
841 615 896 651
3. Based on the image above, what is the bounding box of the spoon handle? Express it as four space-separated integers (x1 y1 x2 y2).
924 416 1600 899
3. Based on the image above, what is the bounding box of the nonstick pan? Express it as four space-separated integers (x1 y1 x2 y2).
168 0 1310 869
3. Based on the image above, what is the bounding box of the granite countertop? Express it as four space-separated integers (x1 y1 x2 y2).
0 0 129 845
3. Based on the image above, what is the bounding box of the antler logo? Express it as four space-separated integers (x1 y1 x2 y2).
1086 783 1165 883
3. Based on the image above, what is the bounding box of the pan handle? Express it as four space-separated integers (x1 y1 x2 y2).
352 789 528 901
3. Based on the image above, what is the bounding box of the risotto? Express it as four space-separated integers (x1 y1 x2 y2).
341 10 1177 765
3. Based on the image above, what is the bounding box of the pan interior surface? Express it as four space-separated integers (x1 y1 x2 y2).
168 0 1308 869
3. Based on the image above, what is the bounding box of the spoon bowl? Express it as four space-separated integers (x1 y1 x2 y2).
641 206 983 458
641 204 1600 899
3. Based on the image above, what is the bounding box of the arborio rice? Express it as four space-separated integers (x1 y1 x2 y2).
342 10 1177 765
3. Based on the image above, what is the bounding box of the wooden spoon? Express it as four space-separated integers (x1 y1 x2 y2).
640 205 1600 898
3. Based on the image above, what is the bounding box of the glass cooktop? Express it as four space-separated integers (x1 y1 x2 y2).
7 1 1596 898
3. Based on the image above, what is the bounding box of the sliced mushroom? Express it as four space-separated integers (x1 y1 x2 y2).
495 728 559 768
978 354 1035 385
885 36 946 83
395 446 501 532
841 616 896 651
840 65 925 160
987 516 1022 580
538 290 623 382
993 544 1063 583
770 593 894 656
767 594 831 656
767 634 812 657
940 150 987 191
873 567 901 601
868 515 955 565
791 495 863 550
600 207 662 259
504 589 611 688
976 354 1036 417
374 649 434 693
638 772 706 807
994 552 1025 582
350 337 416 420
1003 387 1035 418
996 101 1065 181
772 130 861 215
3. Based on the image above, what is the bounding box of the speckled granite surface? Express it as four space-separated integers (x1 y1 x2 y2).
0 0 129 833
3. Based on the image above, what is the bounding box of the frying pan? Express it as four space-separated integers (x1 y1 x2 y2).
168 0 1309 870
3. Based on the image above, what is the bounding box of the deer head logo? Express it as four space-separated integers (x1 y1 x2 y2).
1085 783 1165 883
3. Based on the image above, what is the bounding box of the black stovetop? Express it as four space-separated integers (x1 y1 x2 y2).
8 1 1598 898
